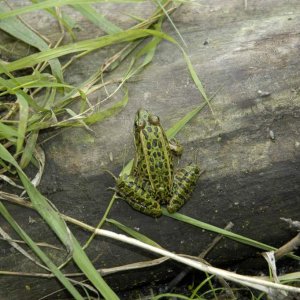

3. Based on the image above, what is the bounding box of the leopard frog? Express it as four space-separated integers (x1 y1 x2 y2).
116 109 200 217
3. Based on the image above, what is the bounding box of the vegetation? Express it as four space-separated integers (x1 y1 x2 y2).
0 0 299 299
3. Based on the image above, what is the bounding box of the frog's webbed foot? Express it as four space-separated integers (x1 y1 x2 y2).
116 175 162 217
167 164 201 213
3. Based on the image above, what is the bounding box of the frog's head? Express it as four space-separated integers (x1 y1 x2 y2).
134 109 160 133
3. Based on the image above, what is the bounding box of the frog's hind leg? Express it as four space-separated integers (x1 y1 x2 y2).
167 165 200 213
116 175 162 217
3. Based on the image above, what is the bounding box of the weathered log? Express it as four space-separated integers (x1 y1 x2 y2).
0 0 299 299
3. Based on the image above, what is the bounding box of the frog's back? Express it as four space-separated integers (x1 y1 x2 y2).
134 120 174 201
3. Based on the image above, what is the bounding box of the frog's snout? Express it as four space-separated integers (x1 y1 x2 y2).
137 108 149 118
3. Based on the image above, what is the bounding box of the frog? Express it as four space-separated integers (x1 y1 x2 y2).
116 109 200 217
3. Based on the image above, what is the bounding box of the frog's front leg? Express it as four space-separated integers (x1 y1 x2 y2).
116 175 162 217
167 165 201 213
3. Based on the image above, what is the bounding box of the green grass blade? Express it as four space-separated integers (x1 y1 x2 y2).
106 219 162 248
154 0 186 47
85 89 128 124
166 102 209 139
30 0 77 40
1 29 176 74
72 4 122 34
20 131 39 169
55 89 128 128
71 237 119 299
126 22 163 77
0 144 119 299
163 209 300 260
0 0 142 20
0 144 73 251
0 73 72 93
0 202 84 300
16 94 29 155
0 122 19 140
1 79 73 92
0 6 63 81
64 107 93 131
0 71 43 112
182 51 214 115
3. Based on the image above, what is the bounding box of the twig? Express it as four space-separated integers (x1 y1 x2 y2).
166 222 234 296
0 256 170 278
275 233 300 260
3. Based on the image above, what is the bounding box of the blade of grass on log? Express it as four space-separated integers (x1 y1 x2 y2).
0 6 63 82
163 209 300 261
0 69 43 112
125 21 163 77
154 0 186 47
30 0 77 40
20 131 39 169
16 94 29 155
0 202 84 300
0 144 74 251
52 88 128 128
72 4 122 34
83 88 128 125
0 74 72 94
1 29 176 74
0 0 142 20
0 122 19 140
181 50 214 115
0 145 119 299
106 218 162 248
166 102 209 139
64 108 93 132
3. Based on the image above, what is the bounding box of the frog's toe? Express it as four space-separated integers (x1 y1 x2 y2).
167 195 185 214
130 200 162 217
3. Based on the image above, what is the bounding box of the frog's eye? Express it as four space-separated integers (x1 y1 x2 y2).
136 119 146 129
149 115 160 125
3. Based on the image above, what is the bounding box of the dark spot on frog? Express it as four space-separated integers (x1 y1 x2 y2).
158 141 162 148
152 139 158 147
163 175 169 183
147 126 153 133
142 129 149 139
147 142 151 150
126 191 134 197
150 165 155 172
142 181 147 189
157 161 163 169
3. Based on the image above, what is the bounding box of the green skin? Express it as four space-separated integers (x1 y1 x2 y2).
116 109 200 217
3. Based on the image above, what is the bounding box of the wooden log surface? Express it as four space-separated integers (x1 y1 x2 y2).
0 0 299 298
